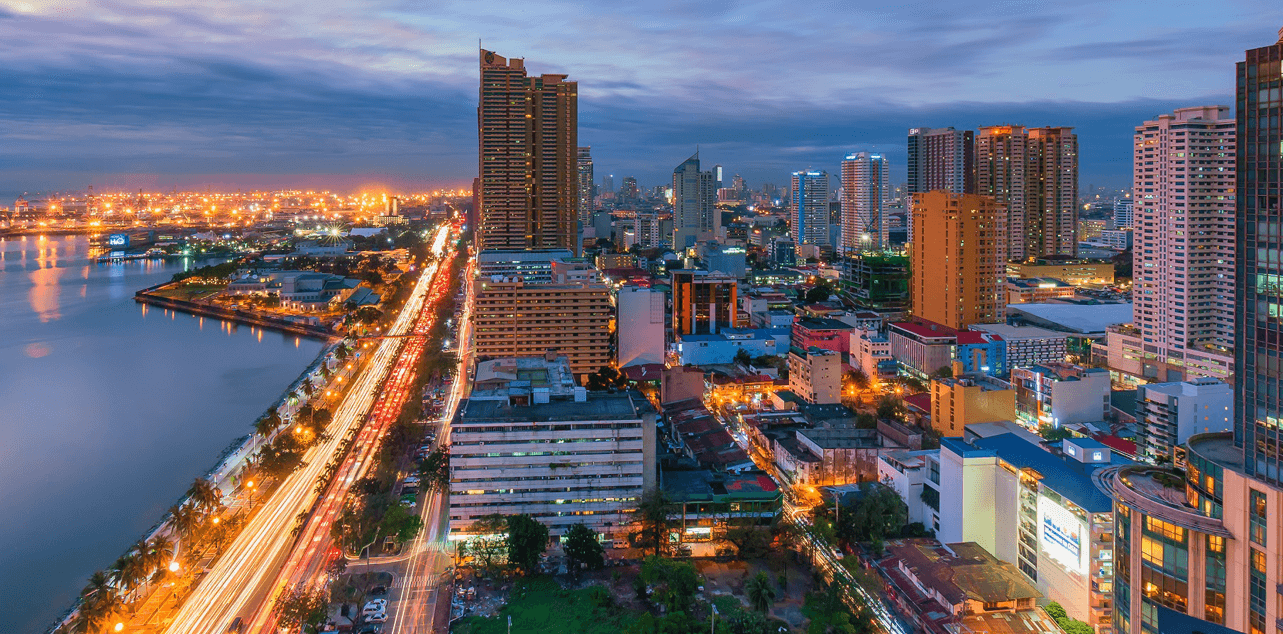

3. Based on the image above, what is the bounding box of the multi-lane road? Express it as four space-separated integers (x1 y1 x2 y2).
162 226 453 634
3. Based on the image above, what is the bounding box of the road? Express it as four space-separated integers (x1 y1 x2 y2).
387 254 475 634
161 226 451 634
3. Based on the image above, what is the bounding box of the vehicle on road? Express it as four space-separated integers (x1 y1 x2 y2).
365 612 388 624
228 617 245 633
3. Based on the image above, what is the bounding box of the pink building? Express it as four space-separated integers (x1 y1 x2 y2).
790 317 855 355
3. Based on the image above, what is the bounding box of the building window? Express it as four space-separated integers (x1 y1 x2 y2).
1250 489 1267 546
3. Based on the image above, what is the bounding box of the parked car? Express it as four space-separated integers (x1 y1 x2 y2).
399 495 417 508
365 612 388 624
363 599 387 614
369 585 389 596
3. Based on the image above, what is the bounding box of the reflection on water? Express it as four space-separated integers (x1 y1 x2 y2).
0 234 325 633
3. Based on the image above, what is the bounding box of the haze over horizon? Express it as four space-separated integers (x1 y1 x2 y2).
2 0 1277 193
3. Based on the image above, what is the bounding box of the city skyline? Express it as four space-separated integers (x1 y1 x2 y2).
2 1 1279 193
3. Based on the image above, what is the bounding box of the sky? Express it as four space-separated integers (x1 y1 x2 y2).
0 0 1278 195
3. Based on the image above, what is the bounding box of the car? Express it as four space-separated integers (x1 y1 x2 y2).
403 475 420 484
369 585 389 596
365 612 388 624
399 496 416 508
357 626 382 634
363 600 387 614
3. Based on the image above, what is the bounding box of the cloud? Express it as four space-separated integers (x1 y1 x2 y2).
0 0 1272 192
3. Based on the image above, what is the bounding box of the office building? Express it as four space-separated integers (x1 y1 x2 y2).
672 152 718 249
477 50 577 252
888 320 959 379
450 355 655 539
577 146 594 226
791 170 831 247
929 374 1016 437
791 317 855 355
671 328 778 366
670 269 737 336
471 276 611 377
1006 277 1077 304
910 191 1006 329
475 248 575 283
1132 107 1236 382
906 127 976 196
632 211 662 249
1008 260 1115 287
1011 362 1111 430
1113 198 1134 230
1136 378 1232 464
976 125 1079 261
841 152 892 253
616 286 665 368
788 346 842 405
697 241 747 279
969 323 1070 372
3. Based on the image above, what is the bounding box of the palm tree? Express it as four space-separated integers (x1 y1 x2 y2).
144 535 177 577
254 415 277 438
108 552 146 596
746 571 777 614
73 571 123 633
187 478 222 515
168 503 201 544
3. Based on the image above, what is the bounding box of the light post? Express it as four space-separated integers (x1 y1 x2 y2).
710 604 718 634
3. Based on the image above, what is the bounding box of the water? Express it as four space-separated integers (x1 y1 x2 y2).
0 234 325 633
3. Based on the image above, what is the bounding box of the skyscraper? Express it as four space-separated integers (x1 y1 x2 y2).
577 146 594 226
910 191 1006 329
478 50 578 253
672 151 718 249
976 125 1079 261
841 152 892 253
1113 197 1134 230
791 170 830 248
906 127 975 195
1132 107 1235 382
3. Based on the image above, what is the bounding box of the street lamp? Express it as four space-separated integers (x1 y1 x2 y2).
114 623 124 632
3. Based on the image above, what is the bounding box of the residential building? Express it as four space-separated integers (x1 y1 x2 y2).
1132 106 1236 383
672 328 778 366
1011 362 1111 430
616 286 665 368
910 191 1006 329
697 241 747 279
906 127 976 196
632 211 662 249
938 434 1126 632
877 540 1060 634
791 317 855 355
852 329 897 381
769 238 796 266
976 125 1079 261
1006 277 1077 304
969 323 1071 371
773 427 903 486
929 374 1016 437
672 152 718 249
1135 378 1232 464
841 152 892 253
840 253 911 318
1113 198 1134 230
788 346 842 405
888 320 958 379
449 355 655 539
471 276 611 377
664 399 755 472
475 248 575 283
877 449 942 527
477 50 577 252
791 170 831 247
1007 260 1115 287
663 469 781 546
577 146 594 226
670 269 737 335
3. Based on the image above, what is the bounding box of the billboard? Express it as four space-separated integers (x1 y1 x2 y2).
1038 494 1089 575
107 234 130 247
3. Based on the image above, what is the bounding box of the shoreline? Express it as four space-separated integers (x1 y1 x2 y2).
134 281 335 340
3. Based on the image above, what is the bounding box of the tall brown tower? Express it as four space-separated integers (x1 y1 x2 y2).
478 50 578 253
910 191 1006 329
975 125 1078 261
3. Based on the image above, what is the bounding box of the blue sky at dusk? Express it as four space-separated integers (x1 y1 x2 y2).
0 0 1277 194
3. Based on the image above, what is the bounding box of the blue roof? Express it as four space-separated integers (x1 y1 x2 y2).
969 432 1127 513
940 436 994 459
678 328 774 342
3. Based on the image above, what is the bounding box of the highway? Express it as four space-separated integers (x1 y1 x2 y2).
162 226 451 634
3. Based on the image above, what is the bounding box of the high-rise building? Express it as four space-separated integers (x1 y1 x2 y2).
616 286 665 368
632 211 661 249
976 125 1079 261
620 176 640 202
1136 377 1233 464
714 164 724 190
672 152 718 249
670 269 737 336
791 170 830 247
577 146 594 226
910 191 1006 329
906 127 975 195
1133 107 1236 382
602 174 614 196
477 50 578 253
841 152 892 254
1113 197 1134 230
471 275 611 377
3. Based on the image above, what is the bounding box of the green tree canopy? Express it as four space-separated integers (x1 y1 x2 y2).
505 514 549 574
563 523 605 572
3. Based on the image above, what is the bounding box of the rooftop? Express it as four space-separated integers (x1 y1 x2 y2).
889 319 959 341
968 322 1068 341
883 540 1042 606
1007 302 1132 335
967 432 1128 513
458 391 652 423
798 427 889 449
662 469 780 502
795 317 855 331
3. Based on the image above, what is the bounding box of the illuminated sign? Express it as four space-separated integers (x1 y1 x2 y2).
107 234 129 247
1038 495 1089 575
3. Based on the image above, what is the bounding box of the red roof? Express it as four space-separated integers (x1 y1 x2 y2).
621 363 664 381
890 321 958 340
1094 434 1138 456
956 331 1002 345
904 393 932 413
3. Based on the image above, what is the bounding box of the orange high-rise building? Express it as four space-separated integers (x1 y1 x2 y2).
478 50 578 253
910 191 1006 329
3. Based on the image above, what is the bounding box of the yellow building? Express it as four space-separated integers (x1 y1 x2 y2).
910 191 1006 330
929 375 1016 436
471 277 612 377
1006 260 1115 287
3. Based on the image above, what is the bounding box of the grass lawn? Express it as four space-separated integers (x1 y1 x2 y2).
150 284 225 301
452 577 639 634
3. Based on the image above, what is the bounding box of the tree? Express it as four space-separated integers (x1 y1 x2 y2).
379 504 423 543
630 488 673 557
586 366 628 391
735 348 753 366
835 483 908 544
72 571 123 634
638 556 700 614
255 412 281 438
464 514 508 572
804 283 831 303
804 581 875 634
142 535 176 582
746 571 776 614
168 503 202 544
1044 602 1068 621
1039 425 1074 443
331 501 380 556
563 523 605 572
108 552 146 600
187 478 222 515
721 522 772 559
875 395 906 422
274 587 330 634
505 514 549 574
419 448 450 492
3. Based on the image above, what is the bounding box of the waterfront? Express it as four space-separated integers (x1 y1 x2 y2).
0 235 325 633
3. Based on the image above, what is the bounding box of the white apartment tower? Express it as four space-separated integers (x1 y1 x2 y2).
672 151 719 249
791 170 830 247
577 146 594 226
1132 106 1235 381
840 152 892 254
